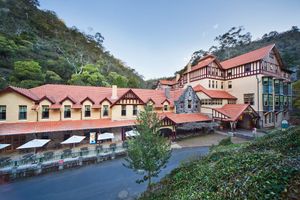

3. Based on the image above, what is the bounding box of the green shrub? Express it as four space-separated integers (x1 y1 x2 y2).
140 126 300 200
218 136 233 146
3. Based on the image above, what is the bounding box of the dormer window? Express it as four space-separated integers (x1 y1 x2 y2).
84 105 91 117
164 105 168 111
64 105 71 118
103 105 109 117
42 105 49 119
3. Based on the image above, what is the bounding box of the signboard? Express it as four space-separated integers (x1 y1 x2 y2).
89 132 96 144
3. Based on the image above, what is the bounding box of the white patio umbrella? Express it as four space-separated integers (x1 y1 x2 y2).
17 139 50 153
98 133 114 141
0 144 11 150
61 135 86 148
125 130 139 137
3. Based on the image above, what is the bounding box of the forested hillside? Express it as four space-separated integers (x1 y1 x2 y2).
0 0 145 89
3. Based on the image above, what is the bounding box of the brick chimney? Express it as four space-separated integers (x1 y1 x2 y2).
111 85 118 99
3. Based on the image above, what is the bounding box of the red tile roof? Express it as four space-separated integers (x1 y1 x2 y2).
0 86 39 101
159 112 211 124
189 55 220 73
193 84 237 99
220 44 275 69
0 84 185 109
159 79 176 85
0 119 136 136
214 104 253 121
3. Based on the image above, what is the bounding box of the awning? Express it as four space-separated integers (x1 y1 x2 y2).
98 133 114 140
61 135 86 144
17 139 50 149
0 144 11 150
125 130 139 137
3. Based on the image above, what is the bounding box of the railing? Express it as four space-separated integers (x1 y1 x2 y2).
0 144 128 169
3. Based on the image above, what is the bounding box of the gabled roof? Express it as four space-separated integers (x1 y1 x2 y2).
193 84 237 99
0 84 186 109
159 112 211 124
0 86 39 102
80 96 95 104
159 79 176 85
214 104 257 121
220 44 275 69
59 95 77 104
188 54 222 73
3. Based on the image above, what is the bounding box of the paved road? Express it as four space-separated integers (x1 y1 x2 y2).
0 147 209 200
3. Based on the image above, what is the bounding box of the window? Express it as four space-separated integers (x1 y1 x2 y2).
42 105 49 119
228 100 236 104
228 81 232 89
0 105 6 120
64 105 71 118
227 70 232 76
221 82 224 89
133 105 137 116
121 105 126 116
188 100 192 109
275 96 279 106
208 80 211 88
180 101 184 109
84 105 91 117
212 80 215 88
263 94 268 106
103 105 109 117
216 81 218 88
19 105 27 120
148 104 153 111
244 93 254 105
244 64 251 72
164 105 168 111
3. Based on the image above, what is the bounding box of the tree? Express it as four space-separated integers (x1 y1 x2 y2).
68 64 109 86
9 60 45 88
45 70 62 84
107 72 128 87
215 26 252 50
293 80 300 110
124 106 172 190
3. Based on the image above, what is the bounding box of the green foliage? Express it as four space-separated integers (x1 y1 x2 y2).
124 106 172 190
293 80 300 110
9 60 44 88
107 72 128 88
217 137 233 146
140 126 300 199
68 64 109 86
0 0 145 89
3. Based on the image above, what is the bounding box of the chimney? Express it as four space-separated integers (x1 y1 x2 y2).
175 73 180 82
111 85 118 99
165 88 170 99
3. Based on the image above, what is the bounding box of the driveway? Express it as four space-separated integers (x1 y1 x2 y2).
176 133 249 148
0 147 209 200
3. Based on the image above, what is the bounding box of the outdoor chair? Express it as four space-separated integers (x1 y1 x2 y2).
43 152 54 161
80 147 89 156
109 143 117 151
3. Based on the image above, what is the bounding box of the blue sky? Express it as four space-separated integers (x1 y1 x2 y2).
39 0 300 79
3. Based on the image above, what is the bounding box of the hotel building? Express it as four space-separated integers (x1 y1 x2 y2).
0 44 292 152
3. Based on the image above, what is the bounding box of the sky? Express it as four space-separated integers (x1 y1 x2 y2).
39 0 300 80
